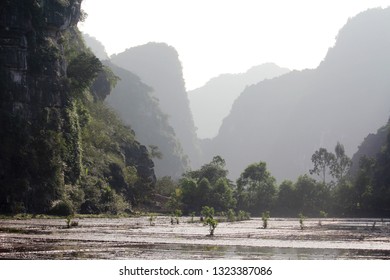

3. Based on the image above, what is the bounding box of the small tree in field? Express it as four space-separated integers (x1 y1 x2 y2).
201 206 214 219
205 217 218 236
201 206 218 236
262 211 270 229
299 213 306 230
318 210 328 227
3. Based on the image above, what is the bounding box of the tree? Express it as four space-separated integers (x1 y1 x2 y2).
295 175 330 216
197 177 212 208
186 155 228 185
236 162 276 215
180 156 235 213
180 178 198 213
212 178 236 212
330 142 352 184
353 156 375 215
309 148 335 184
275 180 297 216
155 176 178 197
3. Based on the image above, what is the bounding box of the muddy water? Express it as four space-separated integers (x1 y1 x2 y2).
1 217 389 259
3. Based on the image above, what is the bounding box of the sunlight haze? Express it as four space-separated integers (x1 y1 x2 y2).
78 0 390 90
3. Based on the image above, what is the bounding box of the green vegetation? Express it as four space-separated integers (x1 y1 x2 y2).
0 2 155 215
200 206 218 236
227 209 236 222
262 211 270 229
205 217 218 236
174 209 182 224
149 214 156 226
65 215 78 228
201 206 215 219
161 135 389 219
318 210 328 226
180 157 236 214
1 2 390 221
299 213 306 230
236 162 276 215
236 210 251 221
104 61 189 179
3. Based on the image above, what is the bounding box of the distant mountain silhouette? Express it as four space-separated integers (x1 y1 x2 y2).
204 7 390 181
83 37 189 178
111 43 202 169
104 62 189 178
189 63 290 139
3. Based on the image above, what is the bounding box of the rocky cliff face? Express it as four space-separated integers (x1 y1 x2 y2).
0 0 156 213
0 0 80 117
0 0 83 212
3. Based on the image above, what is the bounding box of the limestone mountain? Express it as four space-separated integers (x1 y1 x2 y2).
0 0 155 214
205 7 390 181
104 61 189 179
189 63 290 139
111 43 202 169
83 36 190 178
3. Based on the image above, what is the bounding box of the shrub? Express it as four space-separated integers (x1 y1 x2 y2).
227 209 236 222
318 210 328 226
190 212 196 223
65 215 78 228
205 217 218 236
149 214 156 226
262 211 270 229
201 206 214 219
174 209 182 224
49 200 74 216
237 210 250 221
299 213 306 230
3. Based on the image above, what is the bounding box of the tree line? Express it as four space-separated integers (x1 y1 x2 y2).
158 136 390 218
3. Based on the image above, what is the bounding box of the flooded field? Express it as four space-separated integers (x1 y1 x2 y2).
1 217 390 259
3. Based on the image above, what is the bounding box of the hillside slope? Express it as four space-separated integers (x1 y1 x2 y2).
189 63 289 139
206 8 390 181
111 43 202 169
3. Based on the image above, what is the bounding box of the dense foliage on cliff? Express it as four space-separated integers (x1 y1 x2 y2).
0 0 155 214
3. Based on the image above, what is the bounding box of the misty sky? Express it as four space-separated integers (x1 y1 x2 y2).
78 0 390 91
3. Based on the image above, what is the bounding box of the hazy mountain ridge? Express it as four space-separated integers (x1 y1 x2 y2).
111 43 202 169
205 7 390 181
83 36 192 178
104 61 189 178
189 63 290 139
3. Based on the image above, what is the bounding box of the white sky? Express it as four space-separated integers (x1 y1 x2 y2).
78 0 390 91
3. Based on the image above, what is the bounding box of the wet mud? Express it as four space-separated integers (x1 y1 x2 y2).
1 217 389 259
